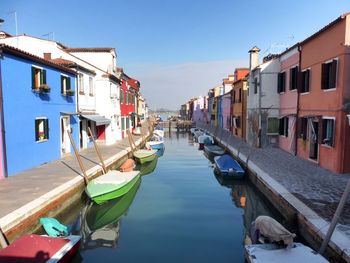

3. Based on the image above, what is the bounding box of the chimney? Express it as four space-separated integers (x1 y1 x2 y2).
249 46 260 71
43 53 51 60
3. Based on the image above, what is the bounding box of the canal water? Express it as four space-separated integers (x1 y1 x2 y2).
68 131 286 263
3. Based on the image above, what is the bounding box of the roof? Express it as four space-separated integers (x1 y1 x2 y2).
249 46 260 53
65 47 115 53
102 73 121 84
50 58 96 75
223 79 234 85
301 12 350 46
127 78 140 90
0 44 76 75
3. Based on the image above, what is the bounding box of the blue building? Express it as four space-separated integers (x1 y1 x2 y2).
0 44 79 177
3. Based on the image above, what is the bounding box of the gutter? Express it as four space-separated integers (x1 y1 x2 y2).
295 44 302 156
0 51 8 178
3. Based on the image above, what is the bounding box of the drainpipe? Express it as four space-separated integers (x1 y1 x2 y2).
295 44 302 156
258 69 262 148
0 53 8 178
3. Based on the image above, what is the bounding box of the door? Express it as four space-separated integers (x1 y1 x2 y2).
309 119 318 160
61 116 71 155
96 125 106 140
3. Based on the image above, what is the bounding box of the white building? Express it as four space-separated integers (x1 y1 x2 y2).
247 46 280 147
0 34 122 147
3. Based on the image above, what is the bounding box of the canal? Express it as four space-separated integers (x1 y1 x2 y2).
65 131 287 262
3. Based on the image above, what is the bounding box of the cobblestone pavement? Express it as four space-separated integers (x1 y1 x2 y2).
199 123 350 238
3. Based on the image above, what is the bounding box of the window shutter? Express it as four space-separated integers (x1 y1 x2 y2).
61 76 64 94
296 117 302 138
277 73 282 93
42 69 47 84
331 120 335 147
305 70 310 92
286 118 289 137
321 63 327 89
317 117 323 144
330 60 337 89
44 119 49 140
297 69 302 92
67 77 71 90
289 68 293 90
279 118 284 135
35 119 39 141
31 67 36 89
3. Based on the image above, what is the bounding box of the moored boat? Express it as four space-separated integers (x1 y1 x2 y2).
214 154 245 179
133 149 158 164
119 158 135 172
198 134 214 149
245 243 329 263
204 145 225 156
137 157 158 176
85 170 140 205
153 129 164 138
0 234 81 263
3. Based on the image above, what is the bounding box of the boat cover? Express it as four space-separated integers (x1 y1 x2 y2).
133 149 157 158
204 145 225 155
198 134 214 145
254 216 296 245
214 154 244 173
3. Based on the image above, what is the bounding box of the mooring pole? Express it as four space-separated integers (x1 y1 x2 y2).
319 178 350 255
0 227 8 248
88 127 107 174
67 131 89 186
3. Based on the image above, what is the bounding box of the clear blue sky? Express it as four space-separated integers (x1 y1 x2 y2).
1 0 350 110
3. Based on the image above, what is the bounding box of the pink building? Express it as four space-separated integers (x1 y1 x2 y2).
278 45 299 154
192 96 208 122
221 92 231 130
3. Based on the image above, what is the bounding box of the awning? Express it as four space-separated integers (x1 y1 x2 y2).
81 114 111 126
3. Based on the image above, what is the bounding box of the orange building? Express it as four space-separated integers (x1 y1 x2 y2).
231 68 249 138
297 13 350 173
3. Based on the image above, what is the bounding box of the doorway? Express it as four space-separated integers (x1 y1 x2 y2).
61 116 71 155
309 119 319 160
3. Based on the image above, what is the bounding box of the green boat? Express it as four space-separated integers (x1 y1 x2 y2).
133 149 157 164
86 178 141 231
137 157 158 176
85 170 140 205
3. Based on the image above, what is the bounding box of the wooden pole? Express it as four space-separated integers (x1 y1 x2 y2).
88 127 107 174
127 130 137 149
67 131 89 186
126 130 135 154
319 178 350 255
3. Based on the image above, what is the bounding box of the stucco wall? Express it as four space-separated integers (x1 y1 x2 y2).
1 53 79 176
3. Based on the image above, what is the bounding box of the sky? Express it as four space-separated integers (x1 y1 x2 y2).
1 0 350 110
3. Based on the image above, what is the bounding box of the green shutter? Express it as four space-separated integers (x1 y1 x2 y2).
122 117 125 130
35 119 39 141
42 69 47 85
31 67 36 89
67 77 71 90
61 76 64 94
44 119 49 140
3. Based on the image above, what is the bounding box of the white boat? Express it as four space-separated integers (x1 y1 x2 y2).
198 134 214 145
190 128 199 135
153 129 164 138
245 243 329 263
193 130 204 141
146 135 164 150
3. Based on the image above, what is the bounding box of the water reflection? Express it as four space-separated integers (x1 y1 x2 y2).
136 157 158 176
79 178 141 251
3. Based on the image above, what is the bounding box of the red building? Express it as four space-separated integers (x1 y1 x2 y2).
119 72 139 138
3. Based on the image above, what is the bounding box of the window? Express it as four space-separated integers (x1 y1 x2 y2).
254 78 258 94
289 66 298 90
78 74 84 94
120 90 124 103
277 72 286 93
61 75 72 95
233 90 236 103
238 89 242 103
35 118 49 142
121 117 125 130
89 77 94 96
125 92 129 104
322 118 335 147
321 60 337 90
31 66 48 92
301 69 310 93
126 117 130 129
299 117 308 140
267 117 279 135
279 117 289 137
211 114 215 120
232 116 241 128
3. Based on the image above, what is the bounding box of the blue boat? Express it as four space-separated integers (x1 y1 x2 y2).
214 154 245 179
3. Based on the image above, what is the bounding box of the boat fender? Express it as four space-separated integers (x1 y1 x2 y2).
40 217 69 237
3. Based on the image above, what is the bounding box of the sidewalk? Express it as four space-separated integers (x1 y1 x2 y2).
197 122 350 261
0 128 149 242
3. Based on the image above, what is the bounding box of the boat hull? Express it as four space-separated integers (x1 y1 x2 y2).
91 174 140 205
204 145 225 156
0 234 80 263
149 142 164 150
134 149 157 164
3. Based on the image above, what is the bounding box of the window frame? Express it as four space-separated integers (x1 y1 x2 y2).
31 66 47 91
289 66 298 91
89 76 94 96
267 117 279 135
78 73 85 95
60 74 71 96
277 71 286 93
321 59 338 90
321 117 335 147
301 68 310 93
35 117 49 142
